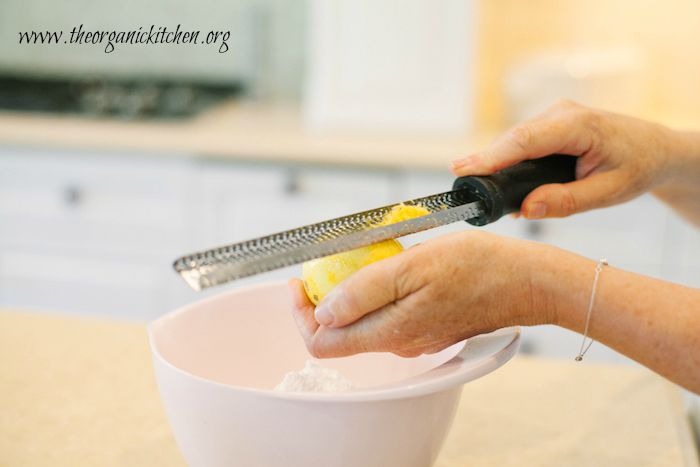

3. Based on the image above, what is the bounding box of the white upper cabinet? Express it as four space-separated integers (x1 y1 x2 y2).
304 0 476 133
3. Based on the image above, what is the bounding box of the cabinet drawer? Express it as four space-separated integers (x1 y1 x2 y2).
662 210 700 271
194 163 398 245
524 195 668 265
0 147 193 254
0 248 171 319
519 325 639 366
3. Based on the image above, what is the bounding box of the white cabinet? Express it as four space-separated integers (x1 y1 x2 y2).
187 162 400 290
0 148 399 319
0 147 197 319
0 148 193 255
193 163 397 245
305 0 475 132
532 194 669 279
661 210 700 288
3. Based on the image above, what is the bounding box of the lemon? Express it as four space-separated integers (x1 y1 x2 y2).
302 204 430 305
379 204 431 225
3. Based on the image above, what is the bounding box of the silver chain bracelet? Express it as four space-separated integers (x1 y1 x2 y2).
575 258 608 362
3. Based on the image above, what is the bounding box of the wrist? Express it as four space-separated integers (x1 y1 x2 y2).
525 242 595 330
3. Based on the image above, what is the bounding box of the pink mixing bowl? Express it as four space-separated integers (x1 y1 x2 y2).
149 281 519 467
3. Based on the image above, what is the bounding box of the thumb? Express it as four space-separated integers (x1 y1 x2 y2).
521 171 626 218
313 252 410 328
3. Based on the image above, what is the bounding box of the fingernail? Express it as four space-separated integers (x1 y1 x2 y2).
450 155 476 170
526 202 547 219
315 290 340 325
314 305 334 326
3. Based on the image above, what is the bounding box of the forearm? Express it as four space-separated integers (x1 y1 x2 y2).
654 130 700 226
531 245 700 393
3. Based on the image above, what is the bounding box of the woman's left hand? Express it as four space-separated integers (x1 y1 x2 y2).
289 231 554 358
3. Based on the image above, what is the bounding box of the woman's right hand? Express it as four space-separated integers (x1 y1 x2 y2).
450 100 700 223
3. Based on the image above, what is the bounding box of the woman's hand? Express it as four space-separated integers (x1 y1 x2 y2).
288 229 700 392
289 231 554 358
450 100 700 222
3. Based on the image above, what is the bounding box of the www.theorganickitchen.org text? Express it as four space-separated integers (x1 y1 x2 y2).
17 24 230 54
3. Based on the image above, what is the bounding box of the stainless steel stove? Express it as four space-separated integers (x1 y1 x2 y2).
0 75 243 120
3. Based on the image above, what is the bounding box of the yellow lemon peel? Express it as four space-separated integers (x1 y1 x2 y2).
379 203 430 225
302 204 430 305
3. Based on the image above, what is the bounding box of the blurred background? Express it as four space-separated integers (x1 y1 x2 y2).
1 0 699 373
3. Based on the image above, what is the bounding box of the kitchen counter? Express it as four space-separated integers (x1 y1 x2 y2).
1 309 698 467
0 102 495 170
2 102 698 171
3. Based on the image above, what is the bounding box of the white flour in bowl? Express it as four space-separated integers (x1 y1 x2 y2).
274 360 354 393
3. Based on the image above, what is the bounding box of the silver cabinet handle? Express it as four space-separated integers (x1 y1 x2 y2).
63 185 83 207
284 171 302 195
524 221 545 239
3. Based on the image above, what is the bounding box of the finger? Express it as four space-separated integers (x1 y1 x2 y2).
312 284 439 358
310 302 400 358
450 116 593 176
309 327 368 358
313 251 416 328
287 279 318 343
520 171 628 218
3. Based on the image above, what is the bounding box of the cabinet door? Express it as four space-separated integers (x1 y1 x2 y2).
660 210 700 288
0 247 173 320
194 163 399 242
0 147 194 318
531 195 669 279
262 167 398 231
191 163 398 286
186 162 288 248
0 147 193 256
518 325 642 366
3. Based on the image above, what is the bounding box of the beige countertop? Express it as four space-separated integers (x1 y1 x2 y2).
0 102 495 170
1 101 698 171
1 309 698 467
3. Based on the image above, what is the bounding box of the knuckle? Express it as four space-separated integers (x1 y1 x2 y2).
335 286 359 322
507 124 534 153
583 109 604 138
393 251 425 298
394 249 415 277
558 187 579 216
554 98 579 110
573 102 595 123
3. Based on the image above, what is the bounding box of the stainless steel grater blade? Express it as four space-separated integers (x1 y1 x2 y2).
174 189 485 291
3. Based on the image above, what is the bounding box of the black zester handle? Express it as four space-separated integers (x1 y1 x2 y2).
452 154 577 226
